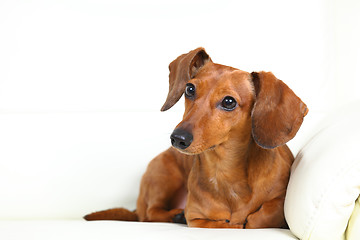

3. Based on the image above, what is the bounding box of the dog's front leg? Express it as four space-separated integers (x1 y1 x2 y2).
136 148 191 223
244 197 287 229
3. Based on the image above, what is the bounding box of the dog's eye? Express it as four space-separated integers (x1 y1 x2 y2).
221 96 237 111
185 83 196 99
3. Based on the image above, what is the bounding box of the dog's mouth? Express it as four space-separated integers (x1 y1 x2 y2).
173 144 217 155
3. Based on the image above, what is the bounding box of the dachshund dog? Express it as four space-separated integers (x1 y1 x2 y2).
84 48 308 228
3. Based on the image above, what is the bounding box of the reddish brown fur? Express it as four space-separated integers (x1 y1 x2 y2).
84 208 137 221
84 48 307 229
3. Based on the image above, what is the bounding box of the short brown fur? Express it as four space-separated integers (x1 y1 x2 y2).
84 48 307 229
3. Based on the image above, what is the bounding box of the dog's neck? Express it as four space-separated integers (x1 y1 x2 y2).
195 128 255 180
193 124 274 191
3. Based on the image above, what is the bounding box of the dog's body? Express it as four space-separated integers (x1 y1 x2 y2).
84 48 308 228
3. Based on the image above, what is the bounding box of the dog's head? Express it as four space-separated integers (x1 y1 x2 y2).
162 48 308 154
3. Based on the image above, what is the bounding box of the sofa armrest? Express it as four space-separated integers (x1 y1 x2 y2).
346 197 360 240
284 103 360 240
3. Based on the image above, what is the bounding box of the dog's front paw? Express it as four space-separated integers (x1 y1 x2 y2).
172 210 187 224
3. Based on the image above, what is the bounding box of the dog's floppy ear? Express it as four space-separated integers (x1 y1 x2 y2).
161 48 211 111
250 71 308 149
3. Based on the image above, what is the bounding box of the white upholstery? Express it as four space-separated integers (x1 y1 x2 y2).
285 102 360 240
1 101 359 240
3 102 359 235
0 221 297 240
0 111 180 220
0 111 303 240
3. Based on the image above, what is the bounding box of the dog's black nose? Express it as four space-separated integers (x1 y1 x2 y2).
170 128 193 150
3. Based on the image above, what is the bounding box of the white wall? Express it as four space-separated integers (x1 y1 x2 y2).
324 0 360 109
1 0 359 114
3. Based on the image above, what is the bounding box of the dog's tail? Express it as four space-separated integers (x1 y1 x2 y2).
83 208 138 221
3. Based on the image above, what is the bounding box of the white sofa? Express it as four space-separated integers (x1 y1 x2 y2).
0 103 359 240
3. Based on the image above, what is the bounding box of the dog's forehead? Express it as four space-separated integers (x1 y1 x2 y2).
194 63 251 89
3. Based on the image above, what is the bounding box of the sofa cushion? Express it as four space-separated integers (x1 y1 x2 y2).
0 111 181 219
0 220 298 240
285 102 360 240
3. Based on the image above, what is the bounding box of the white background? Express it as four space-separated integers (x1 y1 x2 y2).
1 0 359 114
0 0 360 220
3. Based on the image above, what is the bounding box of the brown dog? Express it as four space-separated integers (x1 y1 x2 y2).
84 48 308 228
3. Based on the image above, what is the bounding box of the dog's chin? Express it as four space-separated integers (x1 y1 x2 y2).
172 145 217 155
